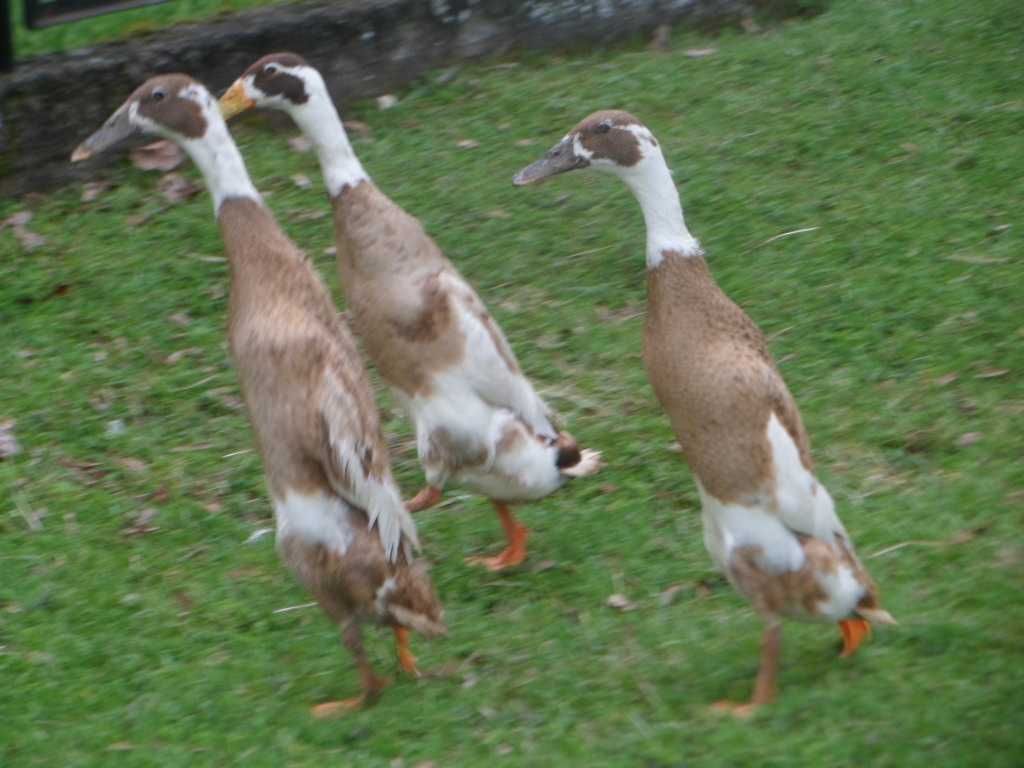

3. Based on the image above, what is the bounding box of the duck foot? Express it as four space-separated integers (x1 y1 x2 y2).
405 485 442 514
466 502 528 571
839 618 871 657
394 627 421 678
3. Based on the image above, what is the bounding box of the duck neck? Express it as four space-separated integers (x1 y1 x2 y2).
291 94 368 197
182 118 260 214
619 151 702 269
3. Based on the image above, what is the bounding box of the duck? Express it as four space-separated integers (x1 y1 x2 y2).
513 110 894 715
218 54 602 571
72 74 445 716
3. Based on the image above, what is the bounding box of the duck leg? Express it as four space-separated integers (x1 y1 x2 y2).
405 485 443 513
394 626 421 677
311 621 390 718
712 622 781 718
466 501 529 571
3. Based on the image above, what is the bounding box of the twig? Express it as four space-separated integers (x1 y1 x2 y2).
273 602 317 614
759 226 820 246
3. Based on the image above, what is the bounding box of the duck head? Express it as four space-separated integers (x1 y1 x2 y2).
219 52 322 119
71 74 218 161
513 110 661 186
376 560 447 638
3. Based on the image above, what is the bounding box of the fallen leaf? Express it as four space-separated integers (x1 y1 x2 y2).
606 593 636 612
117 457 148 473
666 442 683 453
377 94 398 110
343 120 372 138
456 139 480 149
1 211 32 230
58 457 106 484
163 347 200 365
987 223 1011 237
158 173 200 204
3 210 47 251
659 584 685 607
976 368 1009 379
323 246 337 256
174 591 194 614
949 524 990 545
0 420 20 460
946 253 1009 265
168 311 191 327
292 208 328 222
684 47 717 58
107 742 135 752
81 180 111 203
900 142 919 154
496 745 513 756
245 527 273 544
291 174 312 190
694 579 716 599
131 140 184 172
935 372 958 386
514 138 537 147
287 135 313 153
956 432 983 448
740 15 761 33
484 209 510 220
531 559 558 573
598 483 619 494
106 419 127 437
21 507 46 532
122 507 159 536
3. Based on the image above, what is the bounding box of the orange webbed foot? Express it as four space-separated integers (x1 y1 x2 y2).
405 485 442 514
394 627 421 678
839 618 872 657
465 525 528 571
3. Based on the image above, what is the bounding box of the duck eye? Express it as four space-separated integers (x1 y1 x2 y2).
595 122 612 134
152 88 166 102
265 63 279 75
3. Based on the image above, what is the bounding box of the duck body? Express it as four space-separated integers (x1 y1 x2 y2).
219 55 600 570
332 180 570 504
515 109 892 713
73 77 443 715
644 254 875 626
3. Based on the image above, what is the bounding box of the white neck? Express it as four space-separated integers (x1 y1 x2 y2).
181 117 260 214
290 86 369 197
618 149 701 269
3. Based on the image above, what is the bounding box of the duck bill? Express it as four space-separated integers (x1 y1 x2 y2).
512 138 589 186
70 104 136 162
218 80 255 120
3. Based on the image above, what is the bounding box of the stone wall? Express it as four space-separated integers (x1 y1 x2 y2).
0 0 819 196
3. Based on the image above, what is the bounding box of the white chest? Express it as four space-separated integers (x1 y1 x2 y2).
273 491 357 556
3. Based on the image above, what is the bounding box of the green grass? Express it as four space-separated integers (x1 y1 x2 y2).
12 0 286 58
3 0 1023 764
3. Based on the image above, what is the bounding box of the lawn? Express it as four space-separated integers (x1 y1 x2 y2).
11 0 286 59
2 0 1023 765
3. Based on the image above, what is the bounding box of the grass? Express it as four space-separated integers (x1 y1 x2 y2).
11 0 285 59
2 0 1023 764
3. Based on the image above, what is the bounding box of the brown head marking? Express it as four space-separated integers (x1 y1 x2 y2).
133 74 208 139
245 52 311 105
573 109 645 167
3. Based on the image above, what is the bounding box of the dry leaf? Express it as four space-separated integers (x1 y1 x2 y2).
287 135 313 153
740 16 761 33
117 457 148 473
659 584 685 607
106 419 127 437
291 174 312 190
168 311 191 327
598 483 619 494
694 579 716 599
0 420 20 460
158 173 200 204
174 591 194 614
684 47 717 58
81 181 111 203
343 120 372 138
531 559 558 573
947 253 1009 265
131 140 184 172
484 209 510 220
106 742 135 752
1 210 31 229
935 372 958 386
514 138 537 147
606 593 636 612
122 507 159 536
377 94 398 110
3 210 47 251
293 208 328 222
976 368 1009 379
323 246 337 256
456 139 480 149
956 432 983 448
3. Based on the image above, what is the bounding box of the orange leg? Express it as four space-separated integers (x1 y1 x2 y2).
405 485 443 514
311 622 391 718
712 623 781 718
466 501 529 571
839 618 872 657
394 627 421 677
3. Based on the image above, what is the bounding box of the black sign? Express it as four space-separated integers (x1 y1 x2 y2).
24 0 168 29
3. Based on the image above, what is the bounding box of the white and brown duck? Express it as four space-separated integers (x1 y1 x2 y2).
219 54 602 571
515 110 895 715
72 74 445 715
